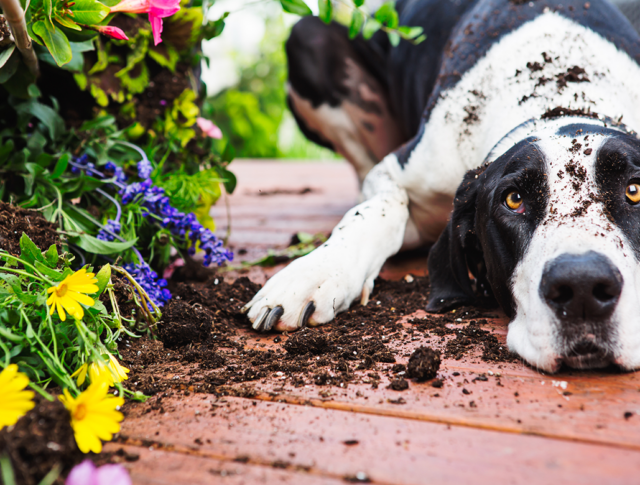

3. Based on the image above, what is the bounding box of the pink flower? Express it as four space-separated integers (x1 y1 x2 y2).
196 117 223 139
109 0 180 45
66 460 131 485
95 25 129 41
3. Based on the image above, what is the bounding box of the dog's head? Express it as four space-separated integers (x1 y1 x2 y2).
427 118 640 372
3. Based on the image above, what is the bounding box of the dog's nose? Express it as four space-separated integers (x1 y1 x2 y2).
540 251 622 322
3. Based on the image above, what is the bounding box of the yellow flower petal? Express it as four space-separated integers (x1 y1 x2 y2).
47 268 101 322
58 380 124 454
0 364 35 430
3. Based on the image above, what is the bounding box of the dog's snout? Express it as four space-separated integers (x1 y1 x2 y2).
540 251 623 322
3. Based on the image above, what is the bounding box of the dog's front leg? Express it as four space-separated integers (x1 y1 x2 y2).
243 159 410 332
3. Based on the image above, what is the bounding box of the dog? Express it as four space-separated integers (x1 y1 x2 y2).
243 0 640 372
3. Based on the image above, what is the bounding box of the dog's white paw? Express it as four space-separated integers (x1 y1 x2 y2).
242 246 371 332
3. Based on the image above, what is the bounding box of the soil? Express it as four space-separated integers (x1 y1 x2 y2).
0 202 61 255
0 398 83 485
407 346 441 381
117 273 516 401
541 106 598 120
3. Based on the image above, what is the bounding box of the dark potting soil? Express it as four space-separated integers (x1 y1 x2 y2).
0 202 61 255
117 273 515 401
0 398 83 485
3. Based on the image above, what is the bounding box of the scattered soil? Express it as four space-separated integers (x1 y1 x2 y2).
556 66 590 89
0 398 83 485
0 202 61 255
118 273 515 401
541 106 598 120
407 346 441 382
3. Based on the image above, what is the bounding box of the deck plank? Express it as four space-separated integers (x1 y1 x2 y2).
116 396 640 485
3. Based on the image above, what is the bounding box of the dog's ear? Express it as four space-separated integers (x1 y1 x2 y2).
426 168 486 313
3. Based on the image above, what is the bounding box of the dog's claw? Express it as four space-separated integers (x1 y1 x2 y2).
263 306 284 332
252 307 270 331
299 301 316 328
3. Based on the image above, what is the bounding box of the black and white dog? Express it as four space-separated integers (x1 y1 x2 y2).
243 0 640 372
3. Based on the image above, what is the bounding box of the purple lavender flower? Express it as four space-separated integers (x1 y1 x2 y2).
66 460 131 485
124 261 171 306
105 161 128 183
71 154 95 175
137 158 153 179
97 219 121 241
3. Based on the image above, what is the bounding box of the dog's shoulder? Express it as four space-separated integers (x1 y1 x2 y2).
395 0 640 168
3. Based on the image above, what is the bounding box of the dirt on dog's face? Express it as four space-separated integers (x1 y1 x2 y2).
427 120 640 372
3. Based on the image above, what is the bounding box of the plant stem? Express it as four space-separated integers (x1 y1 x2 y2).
0 2 39 77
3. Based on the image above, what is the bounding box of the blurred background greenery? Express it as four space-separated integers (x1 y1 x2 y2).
200 0 342 160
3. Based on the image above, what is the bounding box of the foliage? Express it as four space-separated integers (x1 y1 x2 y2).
0 234 155 400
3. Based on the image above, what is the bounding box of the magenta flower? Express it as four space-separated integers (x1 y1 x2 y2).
196 117 223 139
95 25 129 41
109 0 180 45
66 460 131 485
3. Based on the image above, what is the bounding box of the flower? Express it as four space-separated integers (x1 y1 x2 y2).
47 268 99 321
110 0 180 45
137 158 153 179
71 355 130 386
0 364 35 430
124 261 171 306
59 380 125 454
104 161 128 183
95 25 129 41
66 460 132 485
196 117 223 139
97 219 121 242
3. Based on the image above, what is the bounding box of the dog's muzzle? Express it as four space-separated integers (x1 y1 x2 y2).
539 251 623 368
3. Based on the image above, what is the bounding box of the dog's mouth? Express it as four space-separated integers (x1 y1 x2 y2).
562 339 613 369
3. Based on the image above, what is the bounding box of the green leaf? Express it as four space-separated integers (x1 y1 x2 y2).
33 21 72 66
362 18 381 39
54 13 82 31
0 48 19 83
44 0 53 22
349 10 364 39
388 31 400 47
94 264 111 295
280 0 312 16
50 153 70 179
68 0 110 24
374 1 399 28
19 233 45 265
397 25 424 39
219 167 237 194
0 274 22 294
353 0 364 6
44 244 59 267
221 142 235 163
14 99 65 140
72 234 138 255
0 45 16 69
318 0 332 23
35 261 65 281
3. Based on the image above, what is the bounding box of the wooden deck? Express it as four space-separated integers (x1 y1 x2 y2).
110 160 640 484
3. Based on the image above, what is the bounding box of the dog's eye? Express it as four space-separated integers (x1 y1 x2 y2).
626 183 640 204
505 191 524 212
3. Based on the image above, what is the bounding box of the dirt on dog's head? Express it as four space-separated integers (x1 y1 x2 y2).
427 117 640 372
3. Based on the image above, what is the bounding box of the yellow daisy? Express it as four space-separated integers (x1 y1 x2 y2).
46 268 99 321
59 380 125 453
0 364 35 430
71 354 130 387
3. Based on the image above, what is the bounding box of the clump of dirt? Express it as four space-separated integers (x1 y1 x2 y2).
0 202 61 255
407 346 441 381
285 329 331 356
557 66 589 89
158 299 216 349
388 378 409 391
541 106 598 120
0 398 83 485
